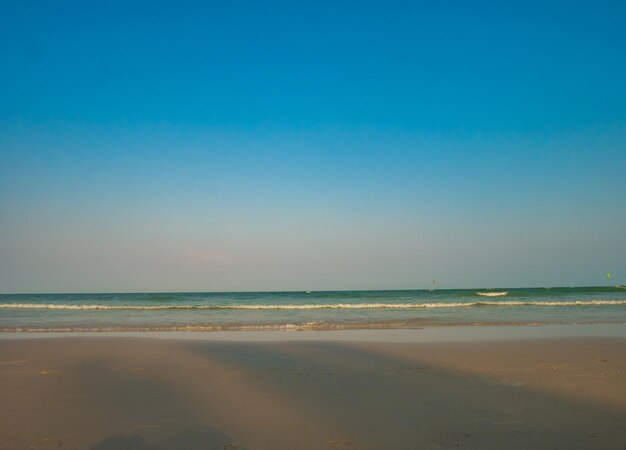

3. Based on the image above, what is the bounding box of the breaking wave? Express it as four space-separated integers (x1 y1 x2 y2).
1 300 625 311
476 291 508 297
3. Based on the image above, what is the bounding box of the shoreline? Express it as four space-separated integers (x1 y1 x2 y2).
2 323 626 342
3 320 626 334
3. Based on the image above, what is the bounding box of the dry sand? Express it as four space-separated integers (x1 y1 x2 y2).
0 335 624 449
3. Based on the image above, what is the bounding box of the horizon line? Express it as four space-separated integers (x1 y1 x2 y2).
1 284 622 296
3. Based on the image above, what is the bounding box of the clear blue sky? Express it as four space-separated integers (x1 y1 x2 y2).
1 0 625 292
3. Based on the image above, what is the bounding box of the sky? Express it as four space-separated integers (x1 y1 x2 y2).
1 0 625 293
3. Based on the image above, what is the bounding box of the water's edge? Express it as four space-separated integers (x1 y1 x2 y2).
2 324 625 343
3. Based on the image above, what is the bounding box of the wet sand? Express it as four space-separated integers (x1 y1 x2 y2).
0 333 625 449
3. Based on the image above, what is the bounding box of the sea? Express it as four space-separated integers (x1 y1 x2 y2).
1 286 625 332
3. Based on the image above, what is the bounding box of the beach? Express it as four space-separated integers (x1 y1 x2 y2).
3 0 626 448
1 327 625 449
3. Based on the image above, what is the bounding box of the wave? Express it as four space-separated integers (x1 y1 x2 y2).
476 292 508 297
1 300 625 310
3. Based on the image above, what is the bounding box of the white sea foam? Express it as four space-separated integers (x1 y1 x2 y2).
1 300 625 310
476 291 508 297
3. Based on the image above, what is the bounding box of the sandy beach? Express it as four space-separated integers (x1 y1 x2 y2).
1 329 625 449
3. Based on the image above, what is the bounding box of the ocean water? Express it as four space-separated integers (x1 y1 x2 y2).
1 287 625 332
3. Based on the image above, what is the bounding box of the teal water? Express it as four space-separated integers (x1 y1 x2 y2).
1 287 625 331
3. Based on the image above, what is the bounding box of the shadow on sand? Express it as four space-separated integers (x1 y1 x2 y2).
91 425 242 450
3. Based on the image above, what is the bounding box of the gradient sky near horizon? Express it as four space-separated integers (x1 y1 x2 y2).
1 0 625 293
